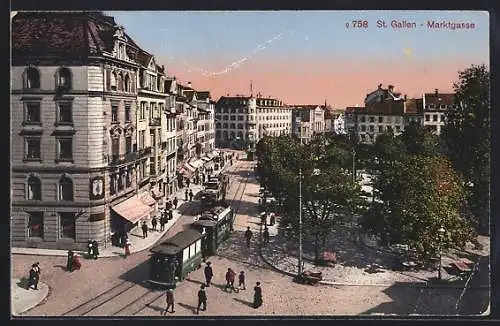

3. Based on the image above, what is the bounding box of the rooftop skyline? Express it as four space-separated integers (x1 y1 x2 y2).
109 11 489 108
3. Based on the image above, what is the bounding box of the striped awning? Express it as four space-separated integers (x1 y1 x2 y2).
112 196 152 224
139 192 156 206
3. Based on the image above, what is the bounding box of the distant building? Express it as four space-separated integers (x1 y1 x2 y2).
215 95 292 150
422 90 456 135
290 105 326 143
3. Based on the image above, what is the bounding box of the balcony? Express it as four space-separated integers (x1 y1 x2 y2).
137 146 152 157
109 151 139 166
149 117 161 126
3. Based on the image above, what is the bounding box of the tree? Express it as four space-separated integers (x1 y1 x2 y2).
401 121 442 156
441 64 490 234
361 155 474 263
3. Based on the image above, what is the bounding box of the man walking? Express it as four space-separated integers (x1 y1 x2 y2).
92 240 99 259
27 262 41 290
160 213 166 231
168 208 173 221
189 189 194 202
244 227 253 248
196 284 207 314
163 288 175 314
141 221 148 238
204 261 213 287
151 216 158 231
263 228 270 246
253 282 263 308
173 197 178 209
225 268 236 293
185 188 189 201
238 271 246 290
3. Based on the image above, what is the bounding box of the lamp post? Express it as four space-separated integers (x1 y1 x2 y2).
351 148 356 183
438 226 446 280
297 130 304 278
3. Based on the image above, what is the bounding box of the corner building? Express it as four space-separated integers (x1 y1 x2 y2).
11 12 160 250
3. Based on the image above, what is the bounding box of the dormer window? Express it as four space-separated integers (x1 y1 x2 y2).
25 67 40 89
56 67 72 90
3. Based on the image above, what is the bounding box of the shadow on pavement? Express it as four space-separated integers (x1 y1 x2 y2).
16 277 29 289
233 297 253 308
52 264 68 271
117 258 151 289
177 302 197 314
145 302 165 314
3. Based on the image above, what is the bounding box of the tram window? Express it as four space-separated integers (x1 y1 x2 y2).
183 247 189 262
195 239 201 253
190 243 196 258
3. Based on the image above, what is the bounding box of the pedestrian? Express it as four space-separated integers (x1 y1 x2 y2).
204 261 213 287
160 213 166 231
185 188 189 201
173 197 178 209
263 228 270 246
244 227 253 248
87 240 93 259
151 216 158 231
27 262 41 290
124 238 131 257
189 189 194 202
225 268 236 293
270 213 276 226
196 284 207 314
186 178 191 188
67 250 74 272
166 200 172 211
141 221 148 238
168 209 173 220
163 288 175 314
72 253 82 270
92 240 99 259
253 282 263 308
238 271 246 290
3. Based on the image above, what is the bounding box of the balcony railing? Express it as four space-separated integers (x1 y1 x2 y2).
109 151 139 165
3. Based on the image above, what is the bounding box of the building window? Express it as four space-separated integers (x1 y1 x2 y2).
216 122 221 128
117 171 124 191
124 74 130 92
25 137 41 160
378 125 383 133
230 116 236 121
378 116 383 123
57 102 73 124
27 175 41 200
117 73 123 91
25 67 40 89
361 125 366 132
56 67 72 90
238 116 244 121
111 137 120 158
59 212 76 239
112 104 119 123
110 72 117 91
25 102 41 124
216 130 221 139
230 123 235 129
433 114 438 122
360 116 366 123
237 123 243 129
369 125 374 132
440 115 445 122
140 102 146 120
425 114 430 122
59 176 74 201
222 123 228 128
223 131 228 140
57 138 73 161
28 212 44 239
126 169 132 187
110 175 116 195
125 104 131 122
395 125 401 132
223 116 228 121
125 136 132 154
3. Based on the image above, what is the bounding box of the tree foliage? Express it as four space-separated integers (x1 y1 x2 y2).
361 155 474 263
441 64 490 233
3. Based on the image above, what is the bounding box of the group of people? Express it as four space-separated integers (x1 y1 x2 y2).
184 188 194 202
87 240 100 259
163 261 263 315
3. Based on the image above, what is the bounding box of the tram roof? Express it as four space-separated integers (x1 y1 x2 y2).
150 228 203 255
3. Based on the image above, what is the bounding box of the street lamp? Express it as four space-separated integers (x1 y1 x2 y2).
438 226 446 280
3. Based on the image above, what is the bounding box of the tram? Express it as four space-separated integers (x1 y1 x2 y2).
149 228 204 288
191 205 235 256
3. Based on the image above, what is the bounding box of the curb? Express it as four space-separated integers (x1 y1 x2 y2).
11 279 50 316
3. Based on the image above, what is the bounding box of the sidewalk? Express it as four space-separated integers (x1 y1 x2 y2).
11 184 204 258
11 278 49 316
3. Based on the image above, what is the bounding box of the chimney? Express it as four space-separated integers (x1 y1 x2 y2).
378 83 382 89
435 88 439 96
187 81 192 88
388 85 394 92
161 65 165 72
404 94 407 101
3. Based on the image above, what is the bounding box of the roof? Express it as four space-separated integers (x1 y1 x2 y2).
136 50 153 67
423 92 455 107
150 228 203 255
192 219 217 228
12 11 138 58
184 90 196 102
404 98 424 114
197 91 211 101
289 105 322 110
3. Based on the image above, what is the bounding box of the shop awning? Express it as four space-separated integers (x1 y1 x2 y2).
201 156 211 162
184 163 196 173
139 192 157 206
112 196 152 224
188 159 204 169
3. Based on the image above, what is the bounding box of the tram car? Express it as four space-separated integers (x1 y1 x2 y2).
149 228 204 288
191 205 235 256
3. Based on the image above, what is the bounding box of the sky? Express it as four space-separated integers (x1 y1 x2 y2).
109 11 489 108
